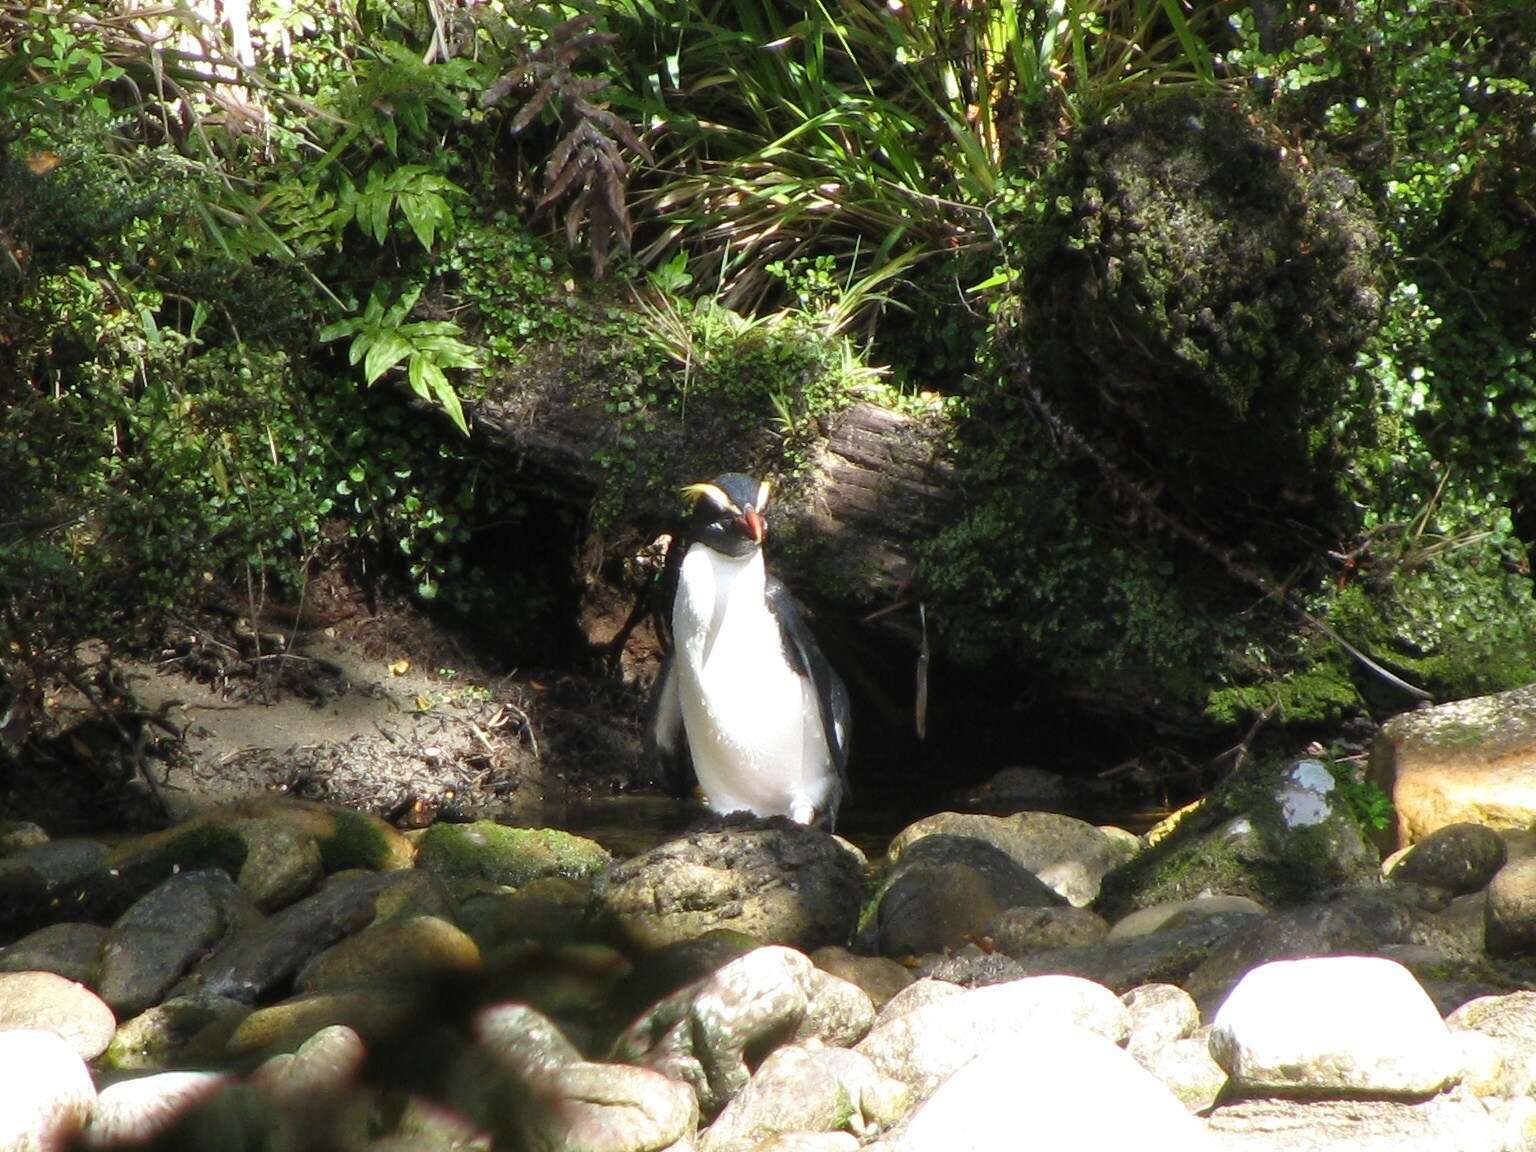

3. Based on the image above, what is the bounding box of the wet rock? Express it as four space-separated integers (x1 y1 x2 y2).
96 869 256 1017
871 835 1063 956
1183 891 1412 1015
1137 1034 1229 1113
1204 1091 1502 1151
83 1071 228 1148
225 988 416 1057
468 1002 698 1152
957 765 1075 812
871 1027 1203 1151
0 922 107 984
854 975 1129 1099
459 875 607 955
103 995 252 1072
1123 982 1201 1057
231 817 323 910
809 946 912 1010
701 1045 911 1152
1371 682 1536 844
1484 855 1536 957
1210 956 1460 1098
0 1029 95 1152
1109 895 1268 939
612 946 873 1116
595 824 862 952
296 914 480 992
418 820 611 887
1388 823 1507 895
1097 756 1379 918
0 969 116 1060
0 838 112 940
0 821 49 856
889 810 1136 907
984 904 1109 955
1008 910 1262 993
181 868 405 1001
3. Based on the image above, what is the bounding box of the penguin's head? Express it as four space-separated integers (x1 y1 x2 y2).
681 472 772 558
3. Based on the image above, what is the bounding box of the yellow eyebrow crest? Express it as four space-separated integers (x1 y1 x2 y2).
682 482 736 512
755 479 771 511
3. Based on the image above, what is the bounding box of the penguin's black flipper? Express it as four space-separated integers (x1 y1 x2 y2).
765 576 851 829
645 656 695 798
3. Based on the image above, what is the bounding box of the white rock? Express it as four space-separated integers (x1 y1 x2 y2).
1122 983 1200 1057
855 975 1129 1098
1210 955 1460 1098
1205 1091 1502 1151
0 1029 96 1151
0 970 117 1060
1135 1034 1229 1114
83 1071 227 1148
876 1026 1205 1152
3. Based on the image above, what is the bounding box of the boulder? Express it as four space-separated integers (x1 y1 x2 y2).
1209 956 1460 1098
417 821 610 887
0 1029 96 1152
612 946 873 1116
1484 855 1536 957
1387 823 1507 895
102 995 251 1072
1109 895 1268 940
1372 684 1536 846
870 1027 1205 1152
888 810 1135 907
230 818 323 910
808 947 913 1010
1009 909 1262 994
0 970 116 1060
0 923 108 984
701 1044 910 1152
295 914 480 992
224 989 416 1057
1137 1034 1229 1114
871 835 1063 956
595 824 861 952
854 975 1129 1099
984 905 1109 955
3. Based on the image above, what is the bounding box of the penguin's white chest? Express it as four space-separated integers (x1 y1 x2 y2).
672 544 833 821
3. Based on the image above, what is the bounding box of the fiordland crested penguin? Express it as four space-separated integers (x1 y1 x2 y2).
649 473 850 828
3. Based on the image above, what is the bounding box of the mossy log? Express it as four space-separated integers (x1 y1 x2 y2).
468 376 958 642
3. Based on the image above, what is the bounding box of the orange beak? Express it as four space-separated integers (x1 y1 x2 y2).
739 508 765 544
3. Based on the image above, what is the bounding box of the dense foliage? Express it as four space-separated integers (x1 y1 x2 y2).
3 0 1535 762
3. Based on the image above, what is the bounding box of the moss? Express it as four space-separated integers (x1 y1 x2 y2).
1205 658 1362 727
317 809 417 872
417 821 611 887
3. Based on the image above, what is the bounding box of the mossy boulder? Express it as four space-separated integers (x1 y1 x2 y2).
1096 756 1381 920
417 821 610 888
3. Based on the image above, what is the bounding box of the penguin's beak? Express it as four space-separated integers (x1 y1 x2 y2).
739 507 765 544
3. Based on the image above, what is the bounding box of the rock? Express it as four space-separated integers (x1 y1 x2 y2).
871 835 1064 956
984 905 1108 955
1109 895 1268 940
0 970 116 1060
610 930 761 1028
1447 991 1536 1098
181 869 406 1001
1210 956 1460 1098
913 947 1026 988
854 975 1129 1099
870 979 961 1029
1204 1092 1502 1151
871 1027 1204 1152
1097 756 1380 918
612 946 873 1116
1183 891 1412 1015
0 838 113 940
0 1029 96 1152
468 1003 698 1152
1388 823 1507 894
102 995 251 1071
1371 683 1536 845
0 923 107 983
83 1071 228 1148
225 988 416 1057
1485 855 1536 957
701 1045 911 1152
747 1136 859 1152
96 869 256 1017
1007 909 1262 993
459 876 607 955
296 914 480 992
251 1023 366 1103
1137 1034 1229 1113
417 820 611 887
0 821 49 856
1123 982 1201 1057
889 810 1135 907
595 824 862 952
809 946 912 1010
231 818 324 910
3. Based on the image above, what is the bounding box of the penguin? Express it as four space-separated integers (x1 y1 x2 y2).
648 472 851 829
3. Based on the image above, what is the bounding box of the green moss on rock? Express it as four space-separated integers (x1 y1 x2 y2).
417 821 611 887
